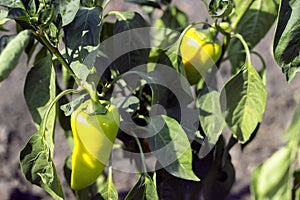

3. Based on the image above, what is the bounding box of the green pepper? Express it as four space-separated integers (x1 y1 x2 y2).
70 99 120 190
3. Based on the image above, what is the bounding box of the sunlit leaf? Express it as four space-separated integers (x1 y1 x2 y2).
20 133 64 200
220 63 267 143
148 115 200 181
273 0 300 83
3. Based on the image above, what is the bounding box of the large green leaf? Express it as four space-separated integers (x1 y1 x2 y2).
20 133 64 200
220 63 267 143
197 90 225 145
251 146 292 200
125 175 158 200
148 115 200 181
228 0 279 72
63 6 102 63
273 0 300 83
24 53 56 154
114 11 147 33
0 30 30 81
24 53 56 125
112 11 149 74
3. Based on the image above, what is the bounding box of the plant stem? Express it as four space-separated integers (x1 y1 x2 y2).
232 0 256 30
133 133 147 174
35 30 80 84
107 157 114 198
232 33 252 66
75 187 90 200
41 89 80 139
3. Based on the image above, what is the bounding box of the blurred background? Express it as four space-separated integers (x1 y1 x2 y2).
0 0 300 199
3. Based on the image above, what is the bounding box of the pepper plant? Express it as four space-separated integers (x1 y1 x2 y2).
0 0 299 199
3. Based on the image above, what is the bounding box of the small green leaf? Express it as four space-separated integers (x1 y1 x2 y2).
7 7 30 21
60 93 87 116
0 9 9 26
209 0 233 18
20 133 64 200
148 115 200 181
111 96 139 115
0 30 31 82
38 6 55 26
125 175 158 200
220 63 267 143
70 61 90 81
197 90 225 145
273 0 300 83
251 146 292 200
97 166 118 200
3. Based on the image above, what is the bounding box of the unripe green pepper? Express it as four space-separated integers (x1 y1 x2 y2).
180 27 222 85
70 99 120 190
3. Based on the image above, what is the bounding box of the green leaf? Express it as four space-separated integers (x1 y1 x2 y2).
293 170 300 199
113 11 149 73
63 6 102 63
0 30 31 82
24 53 56 125
228 0 279 72
148 115 200 181
111 96 139 115
100 22 114 42
97 166 118 200
154 5 188 30
60 93 87 116
70 61 90 81
197 90 225 145
114 11 147 33
63 155 72 188
251 146 292 200
209 0 233 18
220 63 267 143
125 175 158 200
0 0 24 8
58 0 80 26
0 9 9 27
0 35 15 52
7 7 30 22
273 0 300 83
20 133 64 200
284 103 300 142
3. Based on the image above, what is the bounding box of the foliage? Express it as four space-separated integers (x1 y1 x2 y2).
0 0 299 199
